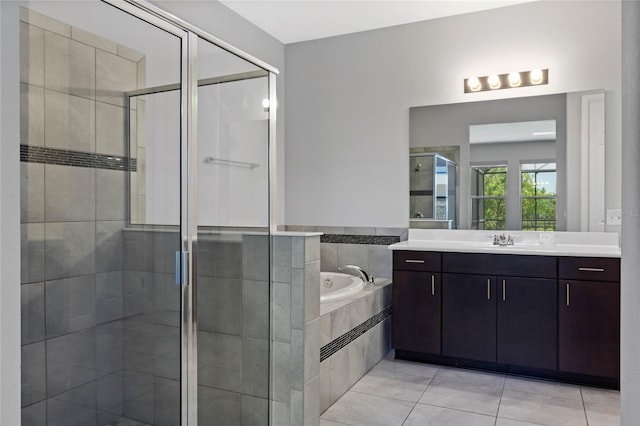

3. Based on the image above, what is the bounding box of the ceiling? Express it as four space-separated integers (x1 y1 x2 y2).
219 0 535 44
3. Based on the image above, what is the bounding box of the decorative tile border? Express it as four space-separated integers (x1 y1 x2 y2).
320 234 400 245
320 306 392 362
20 145 137 172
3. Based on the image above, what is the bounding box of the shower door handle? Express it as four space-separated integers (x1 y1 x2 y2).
175 251 189 286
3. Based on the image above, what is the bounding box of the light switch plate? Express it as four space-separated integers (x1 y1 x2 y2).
606 208 622 225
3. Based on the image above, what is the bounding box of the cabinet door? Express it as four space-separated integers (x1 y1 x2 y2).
442 273 496 362
559 280 620 378
392 270 441 354
497 277 557 370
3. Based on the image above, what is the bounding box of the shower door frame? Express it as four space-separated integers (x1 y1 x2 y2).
101 1 279 424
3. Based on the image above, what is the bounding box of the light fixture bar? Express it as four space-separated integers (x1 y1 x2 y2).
464 69 549 93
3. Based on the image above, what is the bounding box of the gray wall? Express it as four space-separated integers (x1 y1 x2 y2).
621 1 640 424
284 1 621 228
411 94 566 230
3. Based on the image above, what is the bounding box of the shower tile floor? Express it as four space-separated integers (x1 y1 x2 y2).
321 352 619 426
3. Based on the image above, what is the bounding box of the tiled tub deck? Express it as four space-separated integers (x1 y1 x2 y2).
319 280 392 414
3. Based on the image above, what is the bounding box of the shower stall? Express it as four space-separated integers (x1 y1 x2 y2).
20 1 276 424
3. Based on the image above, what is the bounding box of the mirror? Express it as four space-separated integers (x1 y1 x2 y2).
409 91 607 232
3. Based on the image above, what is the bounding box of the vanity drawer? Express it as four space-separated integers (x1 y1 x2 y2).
394 251 441 272
442 253 557 278
559 257 620 282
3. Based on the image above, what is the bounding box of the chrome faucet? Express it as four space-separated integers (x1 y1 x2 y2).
338 264 375 289
489 233 517 246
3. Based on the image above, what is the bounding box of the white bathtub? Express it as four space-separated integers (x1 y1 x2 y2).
320 272 364 303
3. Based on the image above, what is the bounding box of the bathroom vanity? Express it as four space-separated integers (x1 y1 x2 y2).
389 230 621 388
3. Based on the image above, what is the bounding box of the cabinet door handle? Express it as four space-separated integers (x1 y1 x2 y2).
578 267 605 272
405 259 426 264
502 279 506 301
566 283 570 306
487 278 491 300
431 275 435 296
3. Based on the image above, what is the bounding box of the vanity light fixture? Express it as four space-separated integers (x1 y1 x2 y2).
464 69 549 93
467 76 482 92
508 72 522 87
530 68 544 84
487 74 501 89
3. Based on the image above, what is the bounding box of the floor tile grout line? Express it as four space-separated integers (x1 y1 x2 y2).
348 388 426 405
580 386 590 426
502 386 591 403
495 371 507 426
497 414 548 426
414 401 499 419
399 400 419 426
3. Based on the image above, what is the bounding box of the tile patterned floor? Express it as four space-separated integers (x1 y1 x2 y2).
321 353 620 426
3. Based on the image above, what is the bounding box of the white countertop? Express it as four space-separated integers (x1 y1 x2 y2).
389 230 621 258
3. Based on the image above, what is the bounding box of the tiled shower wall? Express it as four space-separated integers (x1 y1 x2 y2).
120 230 273 425
20 8 141 425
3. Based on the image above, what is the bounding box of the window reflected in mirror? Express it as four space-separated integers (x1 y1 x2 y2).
521 162 557 231
471 166 507 230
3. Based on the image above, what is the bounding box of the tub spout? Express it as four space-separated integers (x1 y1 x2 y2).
338 264 374 288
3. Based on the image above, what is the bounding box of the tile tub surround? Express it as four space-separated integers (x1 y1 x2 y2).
20 8 143 426
283 226 408 281
319 281 393 414
321 353 620 426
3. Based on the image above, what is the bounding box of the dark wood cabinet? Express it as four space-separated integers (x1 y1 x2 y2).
497 276 557 370
392 270 441 354
392 250 620 386
559 279 620 379
442 273 496 362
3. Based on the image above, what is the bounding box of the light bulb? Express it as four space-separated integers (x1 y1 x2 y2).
530 69 544 84
487 74 501 89
508 72 521 87
262 98 270 109
467 77 481 92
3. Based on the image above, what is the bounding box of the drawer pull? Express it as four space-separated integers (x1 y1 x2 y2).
487 278 491 300
431 275 435 296
578 267 605 272
405 259 426 264
566 283 570 306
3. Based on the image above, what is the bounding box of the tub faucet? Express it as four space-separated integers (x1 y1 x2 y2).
338 264 375 289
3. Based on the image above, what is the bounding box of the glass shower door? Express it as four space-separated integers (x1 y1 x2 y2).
19 1 187 424
194 36 272 425
20 1 277 425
